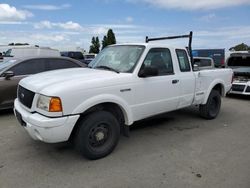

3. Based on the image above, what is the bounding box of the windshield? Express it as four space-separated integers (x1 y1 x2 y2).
4 49 12 57
89 45 145 73
0 59 17 72
227 56 250 67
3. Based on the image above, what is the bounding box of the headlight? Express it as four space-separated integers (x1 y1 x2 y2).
37 95 63 112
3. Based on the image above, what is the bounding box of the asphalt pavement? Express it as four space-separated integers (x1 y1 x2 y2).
0 96 249 188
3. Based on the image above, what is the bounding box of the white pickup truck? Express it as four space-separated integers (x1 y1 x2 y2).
14 33 233 159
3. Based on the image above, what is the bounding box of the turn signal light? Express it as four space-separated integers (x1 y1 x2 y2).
49 97 62 112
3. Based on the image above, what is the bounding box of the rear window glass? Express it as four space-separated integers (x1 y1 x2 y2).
194 58 212 67
47 59 80 70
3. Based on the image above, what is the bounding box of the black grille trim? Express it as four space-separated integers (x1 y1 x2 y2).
231 84 246 92
246 86 250 93
18 86 35 108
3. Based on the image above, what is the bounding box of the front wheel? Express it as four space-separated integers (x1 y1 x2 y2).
75 111 120 160
199 90 221 120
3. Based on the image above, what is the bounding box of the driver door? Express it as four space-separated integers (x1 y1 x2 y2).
132 48 180 121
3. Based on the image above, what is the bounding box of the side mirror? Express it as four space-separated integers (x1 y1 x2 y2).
3 71 15 80
138 66 158 78
193 64 199 71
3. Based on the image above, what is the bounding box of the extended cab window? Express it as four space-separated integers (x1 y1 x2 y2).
176 49 191 72
142 48 174 76
9 59 46 75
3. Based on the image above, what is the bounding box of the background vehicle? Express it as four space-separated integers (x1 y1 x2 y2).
227 52 250 95
60 51 85 63
84 54 96 64
192 49 225 68
0 52 3 62
14 32 233 160
0 56 85 110
3 46 60 61
193 57 215 70
0 44 31 55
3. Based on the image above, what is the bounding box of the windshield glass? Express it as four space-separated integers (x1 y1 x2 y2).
89 45 145 73
0 59 17 72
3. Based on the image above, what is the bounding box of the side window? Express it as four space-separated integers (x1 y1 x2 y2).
176 49 191 72
10 59 46 75
47 59 80 70
142 48 174 76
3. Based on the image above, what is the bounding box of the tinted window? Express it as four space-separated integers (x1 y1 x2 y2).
10 59 46 75
47 59 80 70
176 49 191 72
73 52 84 59
227 56 250 67
142 48 174 76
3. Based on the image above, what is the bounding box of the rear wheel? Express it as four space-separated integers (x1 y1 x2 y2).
75 111 120 160
199 90 221 120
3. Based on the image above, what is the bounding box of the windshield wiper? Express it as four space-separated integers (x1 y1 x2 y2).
95 65 120 73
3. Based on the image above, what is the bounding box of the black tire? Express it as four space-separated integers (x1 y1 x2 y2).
199 90 221 120
75 111 120 160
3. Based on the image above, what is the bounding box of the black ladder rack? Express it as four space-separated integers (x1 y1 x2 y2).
145 31 193 68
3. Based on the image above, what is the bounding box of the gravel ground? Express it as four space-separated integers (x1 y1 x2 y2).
0 96 249 188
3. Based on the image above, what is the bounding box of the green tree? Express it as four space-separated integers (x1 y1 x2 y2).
89 36 100 54
229 43 250 51
101 29 116 49
107 29 116 45
95 37 100 53
102 36 108 49
8 43 29 46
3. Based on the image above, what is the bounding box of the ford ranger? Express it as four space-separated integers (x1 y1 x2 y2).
14 32 233 159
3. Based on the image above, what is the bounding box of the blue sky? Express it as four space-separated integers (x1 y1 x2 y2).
0 0 250 51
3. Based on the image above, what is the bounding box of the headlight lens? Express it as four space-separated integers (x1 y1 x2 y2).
37 95 62 112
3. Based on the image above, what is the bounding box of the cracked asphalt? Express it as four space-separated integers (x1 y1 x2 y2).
0 96 250 188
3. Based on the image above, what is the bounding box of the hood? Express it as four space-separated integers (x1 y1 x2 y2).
19 68 132 94
231 67 250 74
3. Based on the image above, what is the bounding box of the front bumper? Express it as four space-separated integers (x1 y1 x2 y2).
14 99 80 143
229 82 250 96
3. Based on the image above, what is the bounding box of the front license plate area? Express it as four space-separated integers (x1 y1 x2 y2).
15 110 26 127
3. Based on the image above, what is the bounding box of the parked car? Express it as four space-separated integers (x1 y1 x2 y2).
84 54 96 64
14 32 233 160
3 46 60 61
193 57 215 70
192 49 225 68
0 52 3 62
227 52 250 95
0 56 85 110
60 51 85 63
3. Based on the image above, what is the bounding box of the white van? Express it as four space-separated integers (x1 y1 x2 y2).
3 46 60 61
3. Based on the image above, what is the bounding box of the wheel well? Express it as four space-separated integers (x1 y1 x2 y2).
69 103 125 141
212 83 224 96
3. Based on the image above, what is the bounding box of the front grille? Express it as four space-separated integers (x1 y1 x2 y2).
246 86 250 93
231 84 246 92
18 86 35 108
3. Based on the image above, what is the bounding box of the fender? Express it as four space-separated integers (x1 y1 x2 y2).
72 94 133 125
202 79 225 104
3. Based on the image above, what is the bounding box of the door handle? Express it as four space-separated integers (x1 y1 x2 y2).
172 79 179 84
